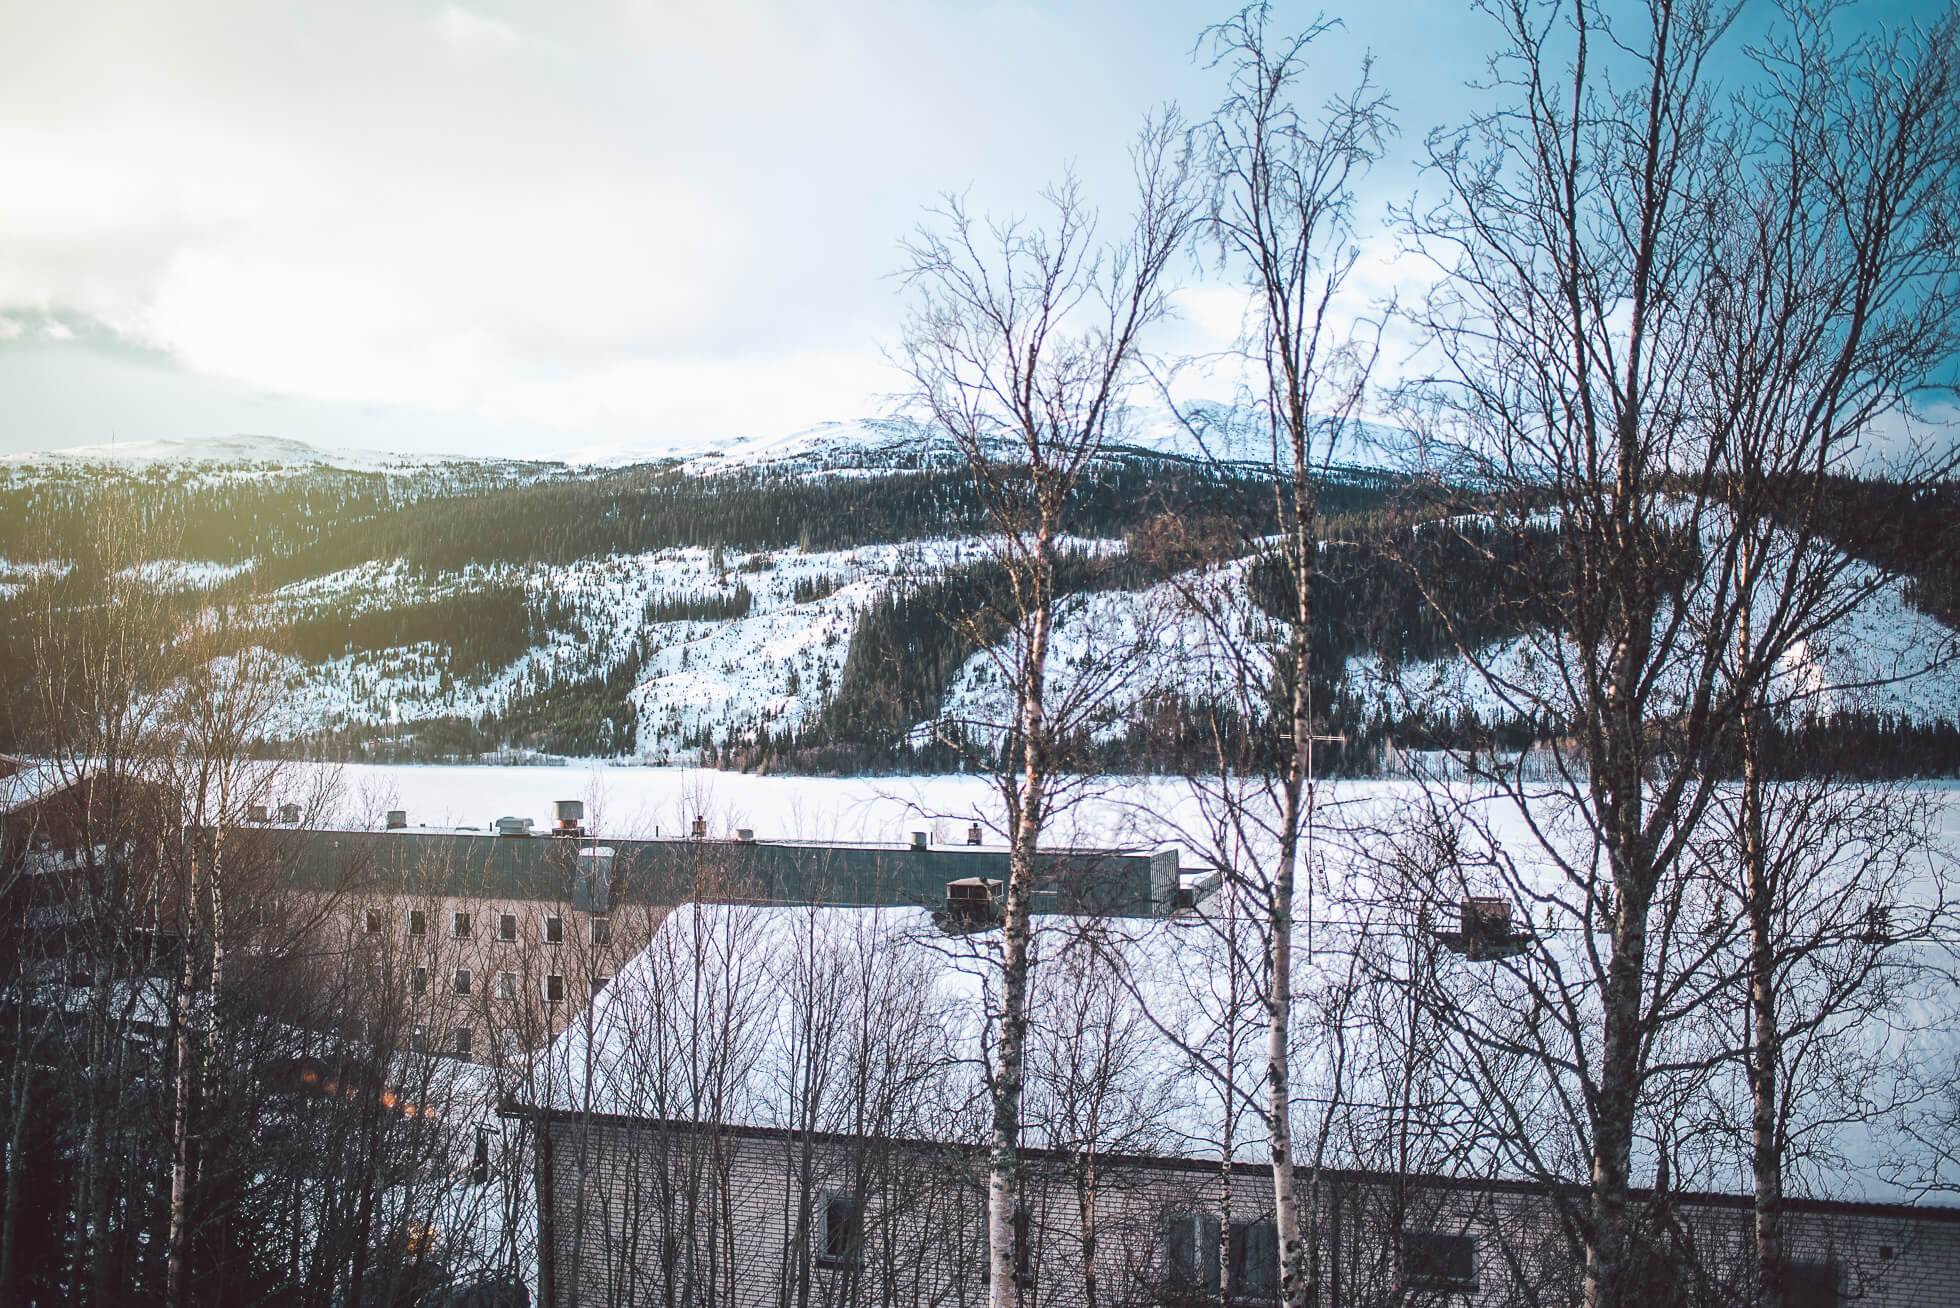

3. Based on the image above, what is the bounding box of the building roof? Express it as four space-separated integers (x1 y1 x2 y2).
0 759 93 820
284 828 1178 916
524 898 1960 1211
526 901 1262 1158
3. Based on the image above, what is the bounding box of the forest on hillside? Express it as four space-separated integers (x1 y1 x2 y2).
2 455 1956 776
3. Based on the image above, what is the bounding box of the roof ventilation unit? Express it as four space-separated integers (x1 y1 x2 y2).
910 831 929 852
1438 896 1532 961
494 816 534 838
247 803 269 824
385 810 408 830
735 828 755 843
941 877 1002 931
277 803 301 824
691 815 707 840
967 823 983 846
553 800 584 838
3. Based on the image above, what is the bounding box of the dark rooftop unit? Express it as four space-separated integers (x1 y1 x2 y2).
1437 896 1533 962
285 826 1182 917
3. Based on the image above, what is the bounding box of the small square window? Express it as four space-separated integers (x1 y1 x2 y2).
543 915 563 945
818 1192 861 1268
543 974 564 1004
363 909 381 934
1401 1230 1477 1293
497 971 517 1001
589 917 611 946
410 1024 428 1054
1167 1213 1274 1301
453 968 472 996
498 913 517 942
452 1027 473 1057
452 911 472 939
592 974 610 992
411 967 428 997
408 909 427 937
1785 1260 1842 1308
498 1029 522 1061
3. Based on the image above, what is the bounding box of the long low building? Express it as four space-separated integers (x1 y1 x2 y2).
513 902 1960 1308
278 803 1187 1065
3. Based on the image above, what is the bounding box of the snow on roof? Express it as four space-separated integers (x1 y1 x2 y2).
527 862 1960 1207
526 901 1268 1160
0 760 89 819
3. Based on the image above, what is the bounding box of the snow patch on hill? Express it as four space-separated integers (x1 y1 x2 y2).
262 537 1121 760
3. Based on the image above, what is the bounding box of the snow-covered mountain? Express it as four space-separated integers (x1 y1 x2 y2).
0 432 529 472
2 415 1952 771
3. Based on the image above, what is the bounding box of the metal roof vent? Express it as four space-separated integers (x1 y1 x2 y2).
277 803 301 824
691 815 707 840
494 816 534 838
735 828 755 843
385 810 408 830
553 799 585 837
909 831 928 852
967 823 983 846
247 803 268 824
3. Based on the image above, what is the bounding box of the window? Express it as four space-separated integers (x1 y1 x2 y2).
543 914 563 944
1786 1260 1842 1308
410 1024 428 1054
363 909 381 935
1166 1213 1275 1302
543 974 564 1004
471 1125 494 1185
817 1192 861 1268
1014 1203 1037 1290
411 967 428 997
453 968 472 996
498 1029 522 1061
1401 1230 1477 1293
451 1027 473 1057
408 909 427 937
497 971 517 1001
452 911 472 939
592 974 610 992
498 913 517 942
589 917 611 947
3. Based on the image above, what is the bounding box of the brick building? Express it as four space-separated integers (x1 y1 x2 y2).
281 806 1184 1067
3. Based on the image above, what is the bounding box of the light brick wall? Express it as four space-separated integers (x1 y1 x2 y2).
536 1119 1960 1308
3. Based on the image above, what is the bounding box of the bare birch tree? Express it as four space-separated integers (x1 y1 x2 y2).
1391 2 1960 1304
1152 8 1393 1306
897 116 1192 1308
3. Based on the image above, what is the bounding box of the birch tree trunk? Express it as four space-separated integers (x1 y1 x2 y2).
899 116 1190 1308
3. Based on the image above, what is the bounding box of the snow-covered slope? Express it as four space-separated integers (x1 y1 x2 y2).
0 432 531 472
265 537 1086 760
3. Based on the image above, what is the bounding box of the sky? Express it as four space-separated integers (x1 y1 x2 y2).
0 1 1946 462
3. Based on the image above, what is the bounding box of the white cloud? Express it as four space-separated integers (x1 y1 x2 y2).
0 0 1425 458
434 4 520 46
